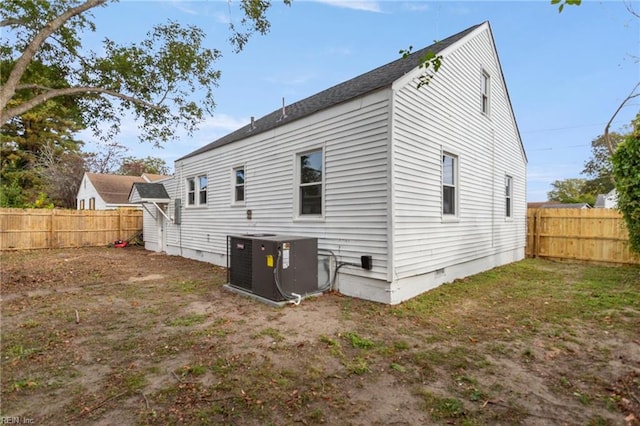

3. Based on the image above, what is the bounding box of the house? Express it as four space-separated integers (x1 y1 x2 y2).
77 172 169 210
538 203 591 209
594 189 618 209
528 201 591 209
131 22 527 304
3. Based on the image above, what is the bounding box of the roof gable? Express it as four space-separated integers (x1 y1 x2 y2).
85 173 145 204
129 183 170 203
179 22 483 161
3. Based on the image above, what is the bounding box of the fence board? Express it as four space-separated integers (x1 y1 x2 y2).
0 208 142 250
527 208 639 265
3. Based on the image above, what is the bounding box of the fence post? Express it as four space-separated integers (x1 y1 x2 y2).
50 210 56 249
118 209 125 240
534 208 542 258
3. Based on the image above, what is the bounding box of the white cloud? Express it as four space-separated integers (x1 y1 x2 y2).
314 0 383 13
404 3 430 12
168 1 230 24
76 111 249 173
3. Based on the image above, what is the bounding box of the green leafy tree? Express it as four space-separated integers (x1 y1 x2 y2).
612 114 640 253
118 156 169 176
582 132 626 196
1 0 288 145
1 59 86 207
547 178 596 206
551 0 582 13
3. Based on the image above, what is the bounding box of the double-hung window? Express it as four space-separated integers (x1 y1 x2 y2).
187 178 196 205
442 153 458 216
298 149 323 216
198 175 207 205
481 71 490 115
505 175 513 218
233 167 245 203
187 175 207 206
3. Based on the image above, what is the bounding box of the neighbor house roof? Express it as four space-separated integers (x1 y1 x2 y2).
528 201 561 209
86 173 146 204
540 203 591 209
142 173 171 182
178 22 486 161
129 182 171 203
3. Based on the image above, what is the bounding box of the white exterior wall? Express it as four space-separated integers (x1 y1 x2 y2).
141 23 526 304
387 25 526 303
163 90 392 284
76 174 107 210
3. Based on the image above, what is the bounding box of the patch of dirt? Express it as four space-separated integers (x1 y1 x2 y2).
1 248 638 425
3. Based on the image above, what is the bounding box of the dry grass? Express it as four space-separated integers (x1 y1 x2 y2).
1 248 639 425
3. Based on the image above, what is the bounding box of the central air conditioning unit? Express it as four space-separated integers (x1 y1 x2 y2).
227 235 318 302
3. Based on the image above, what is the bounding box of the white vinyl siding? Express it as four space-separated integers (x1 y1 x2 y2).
140 22 525 302
391 26 526 280
166 89 391 280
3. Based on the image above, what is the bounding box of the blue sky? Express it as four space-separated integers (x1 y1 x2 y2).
82 1 639 202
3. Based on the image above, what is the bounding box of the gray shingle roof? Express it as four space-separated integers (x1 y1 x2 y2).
178 23 483 161
131 183 170 201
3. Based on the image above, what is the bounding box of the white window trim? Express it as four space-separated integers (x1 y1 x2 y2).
186 177 196 206
294 147 325 222
441 151 459 221
231 165 246 206
198 175 208 206
481 69 490 116
505 175 513 219
186 176 207 208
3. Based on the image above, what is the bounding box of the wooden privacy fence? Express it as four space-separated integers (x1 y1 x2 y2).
0 208 143 251
527 208 639 265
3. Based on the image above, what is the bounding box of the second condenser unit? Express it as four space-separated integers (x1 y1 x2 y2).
228 235 318 302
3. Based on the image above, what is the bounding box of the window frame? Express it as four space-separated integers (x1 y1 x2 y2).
505 175 513 218
481 70 490 115
89 197 95 210
79 199 85 210
186 178 196 206
232 166 245 205
442 152 458 218
295 148 324 220
186 175 207 207
198 175 208 206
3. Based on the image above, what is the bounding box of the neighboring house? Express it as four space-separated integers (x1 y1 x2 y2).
132 22 527 304
594 189 618 209
537 203 591 209
77 173 169 210
528 202 591 209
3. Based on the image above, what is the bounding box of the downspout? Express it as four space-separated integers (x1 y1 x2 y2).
386 87 396 302
178 161 184 256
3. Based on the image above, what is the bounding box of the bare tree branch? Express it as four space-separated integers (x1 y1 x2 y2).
625 0 640 18
1 85 163 125
0 18 25 27
604 81 640 156
0 0 108 113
